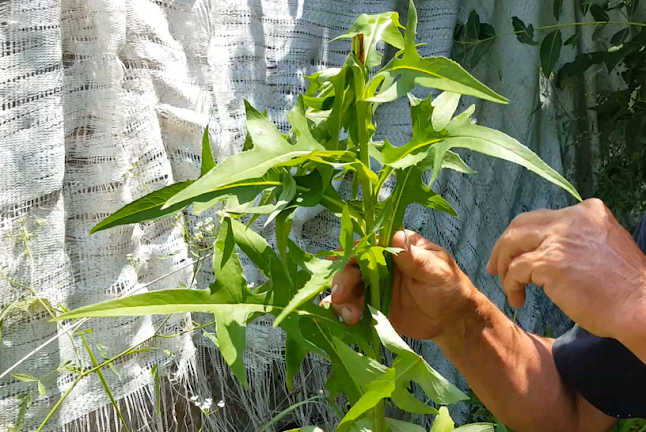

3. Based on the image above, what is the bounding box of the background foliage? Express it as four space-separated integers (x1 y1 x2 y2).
454 0 646 231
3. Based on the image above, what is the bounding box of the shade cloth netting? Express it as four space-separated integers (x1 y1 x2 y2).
0 1 607 430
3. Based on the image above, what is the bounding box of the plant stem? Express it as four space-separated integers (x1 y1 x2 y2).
36 315 174 431
79 333 131 432
352 33 386 432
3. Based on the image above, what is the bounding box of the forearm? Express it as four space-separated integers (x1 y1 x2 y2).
433 288 613 432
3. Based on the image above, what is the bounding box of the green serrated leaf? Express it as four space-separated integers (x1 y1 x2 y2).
265 171 297 226
214 308 249 386
337 368 396 432
164 101 325 208
191 177 281 216
273 258 343 326
211 222 247 301
90 181 193 234
218 217 235 271
382 1 507 104
54 289 273 321
540 30 562 77
369 307 468 405
427 104 580 200
379 167 457 250
331 335 389 396
229 218 280 278
389 55 508 104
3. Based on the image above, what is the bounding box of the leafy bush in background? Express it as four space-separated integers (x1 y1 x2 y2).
454 0 645 231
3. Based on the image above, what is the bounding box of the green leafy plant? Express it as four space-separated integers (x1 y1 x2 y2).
56 2 580 430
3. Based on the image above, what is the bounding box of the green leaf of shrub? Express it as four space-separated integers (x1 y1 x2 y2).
511 17 538 45
540 30 562 77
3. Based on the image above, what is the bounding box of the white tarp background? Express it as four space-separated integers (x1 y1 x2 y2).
0 0 603 430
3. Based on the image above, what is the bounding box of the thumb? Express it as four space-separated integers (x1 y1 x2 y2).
392 230 447 278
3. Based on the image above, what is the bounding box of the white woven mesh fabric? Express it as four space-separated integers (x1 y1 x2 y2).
0 0 591 430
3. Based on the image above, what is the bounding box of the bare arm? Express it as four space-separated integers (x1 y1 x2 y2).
487 198 646 364
433 285 615 431
329 198 645 430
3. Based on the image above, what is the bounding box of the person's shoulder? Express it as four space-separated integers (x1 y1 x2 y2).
553 325 646 418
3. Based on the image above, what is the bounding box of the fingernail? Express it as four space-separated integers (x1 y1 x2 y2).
338 314 344 323
331 283 339 296
341 306 353 323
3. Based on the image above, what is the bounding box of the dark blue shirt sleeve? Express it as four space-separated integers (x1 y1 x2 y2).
552 212 646 419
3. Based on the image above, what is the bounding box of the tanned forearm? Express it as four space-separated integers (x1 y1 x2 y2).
432 287 616 432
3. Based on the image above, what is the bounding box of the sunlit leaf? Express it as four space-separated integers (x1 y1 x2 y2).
54 289 274 321
333 11 405 67
369 307 468 405
164 101 325 208
273 258 344 326
431 92 461 131
201 128 215 176
90 181 193 234
337 368 396 431
428 103 581 200
210 218 254 387
430 406 454 432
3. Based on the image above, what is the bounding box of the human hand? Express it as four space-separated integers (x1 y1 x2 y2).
487 198 646 339
326 230 477 340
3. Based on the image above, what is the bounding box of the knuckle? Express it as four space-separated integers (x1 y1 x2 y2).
501 227 517 245
583 197 604 209
510 211 537 228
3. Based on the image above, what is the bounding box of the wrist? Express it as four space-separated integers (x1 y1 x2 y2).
431 286 493 355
